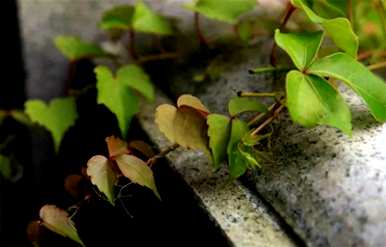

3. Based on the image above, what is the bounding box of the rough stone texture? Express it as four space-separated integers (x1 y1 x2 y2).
138 92 297 247
164 42 386 246
18 0 235 100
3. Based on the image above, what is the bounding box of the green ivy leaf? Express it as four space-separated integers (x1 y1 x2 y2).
39 205 85 247
207 114 230 169
117 64 154 101
132 2 173 35
86 155 117 205
228 97 268 116
95 65 154 136
0 155 11 180
185 0 256 24
115 154 160 199
312 0 347 18
227 119 249 178
54 35 106 61
291 0 358 57
308 52 386 122
25 97 78 151
99 5 134 31
286 70 352 135
274 29 324 70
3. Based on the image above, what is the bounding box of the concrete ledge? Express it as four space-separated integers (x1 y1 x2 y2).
138 92 298 247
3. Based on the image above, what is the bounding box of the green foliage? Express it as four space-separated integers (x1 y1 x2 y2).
274 29 323 70
286 71 352 135
99 5 134 30
185 0 256 24
207 114 230 169
277 24 386 134
228 97 268 116
309 52 386 121
0 155 11 180
291 0 358 57
227 119 249 178
25 97 78 151
54 35 107 61
95 65 154 136
132 1 174 35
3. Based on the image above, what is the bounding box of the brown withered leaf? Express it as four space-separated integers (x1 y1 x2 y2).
128 140 155 158
177 94 209 115
105 136 129 158
64 174 83 199
26 221 41 247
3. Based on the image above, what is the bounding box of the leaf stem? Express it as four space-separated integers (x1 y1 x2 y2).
147 144 179 167
248 66 292 74
194 12 209 46
137 52 179 64
128 29 138 60
250 103 285 136
270 2 296 66
238 91 279 98
367 61 386 70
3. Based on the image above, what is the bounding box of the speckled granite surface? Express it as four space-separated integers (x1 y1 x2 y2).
138 92 297 247
163 44 386 246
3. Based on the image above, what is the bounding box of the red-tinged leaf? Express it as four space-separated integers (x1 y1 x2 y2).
105 136 129 158
39 205 84 246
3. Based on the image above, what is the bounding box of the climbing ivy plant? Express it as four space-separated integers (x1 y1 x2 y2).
27 1 386 246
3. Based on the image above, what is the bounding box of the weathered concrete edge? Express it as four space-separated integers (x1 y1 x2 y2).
137 91 298 247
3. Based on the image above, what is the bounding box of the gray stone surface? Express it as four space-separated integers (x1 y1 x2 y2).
18 0 233 100
138 91 298 247
163 42 386 246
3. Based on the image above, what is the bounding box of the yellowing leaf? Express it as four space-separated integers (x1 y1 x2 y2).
207 114 230 169
177 94 210 114
87 155 117 205
174 106 210 154
155 104 177 142
105 136 129 158
25 97 78 151
115 154 160 199
39 205 84 246
155 96 210 155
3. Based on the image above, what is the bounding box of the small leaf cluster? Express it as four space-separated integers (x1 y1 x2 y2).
156 95 270 178
275 15 386 135
33 137 160 246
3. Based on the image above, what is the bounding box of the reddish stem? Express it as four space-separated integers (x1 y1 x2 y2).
128 29 138 60
194 12 208 46
270 2 296 66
